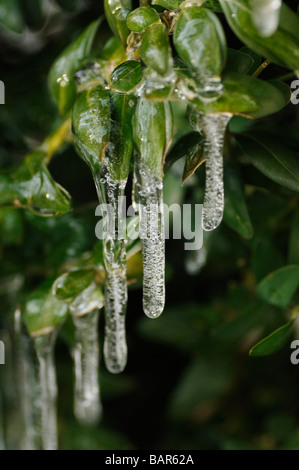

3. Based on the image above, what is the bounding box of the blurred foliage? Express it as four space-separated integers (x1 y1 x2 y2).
1 0 299 451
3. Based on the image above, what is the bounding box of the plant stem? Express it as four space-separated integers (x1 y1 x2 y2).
252 58 272 78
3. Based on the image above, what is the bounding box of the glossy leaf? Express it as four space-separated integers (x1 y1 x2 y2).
164 131 202 174
236 131 299 192
72 86 111 174
106 92 137 180
223 166 253 238
48 18 103 116
24 279 69 337
220 0 299 71
258 266 299 308
126 6 160 32
182 136 205 184
224 48 256 75
249 321 294 357
133 100 173 177
141 23 172 76
190 72 290 118
110 60 143 93
53 269 104 317
0 151 71 216
173 6 226 79
100 36 125 62
104 0 132 44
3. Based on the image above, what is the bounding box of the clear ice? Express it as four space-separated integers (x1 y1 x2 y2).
200 113 232 231
33 331 58 451
73 309 102 425
250 0 282 37
134 157 165 319
94 164 128 374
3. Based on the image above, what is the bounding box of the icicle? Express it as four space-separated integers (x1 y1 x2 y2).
250 0 282 37
199 113 232 231
134 157 165 319
14 309 37 450
94 163 128 374
73 309 102 425
33 331 58 451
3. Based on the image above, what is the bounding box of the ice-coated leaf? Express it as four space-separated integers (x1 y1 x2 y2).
141 23 172 76
236 131 299 192
126 6 160 32
224 48 256 75
249 321 294 357
104 0 132 44
48 18 103 116
72 86 111 174
53 269 104 317
24 279 69 337
258 266 299 308
173 6 226 81
105 92 137 181
220 0 299 71
110 60 143 93
133 100 173 178
0 151 71 216
190 72 290 119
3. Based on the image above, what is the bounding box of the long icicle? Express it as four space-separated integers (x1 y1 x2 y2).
73 309 102 425
134 157 165 318
33 331 58 450
14 309 37 450
250 0 282 37
200 113 232 231
95 164 128 374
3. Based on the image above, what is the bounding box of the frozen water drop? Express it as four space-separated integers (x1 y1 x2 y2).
250 0 282 37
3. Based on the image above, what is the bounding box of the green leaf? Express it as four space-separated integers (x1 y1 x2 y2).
104 0 132 44
48 18 103 116
223 166 253 238
53 269 104 317
152 0 181 10
173 6 226 80
289 210 299 265
258 266 299 308
239 46 261 73
0 151 71 216
224 48 256 75
133 100 173 178
182 136 205 184
0 207 23 245
141 23 172 76
106 92 137 180
236 131 299 192
168 356 231 417
72 86 111 174
100 36 125 61
24 279 69 337
249 321 294 357
164 131 203 174
0 0 24 33
220 0 299 71
190 72 289 118
110 60 143 93
126 6 160 32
